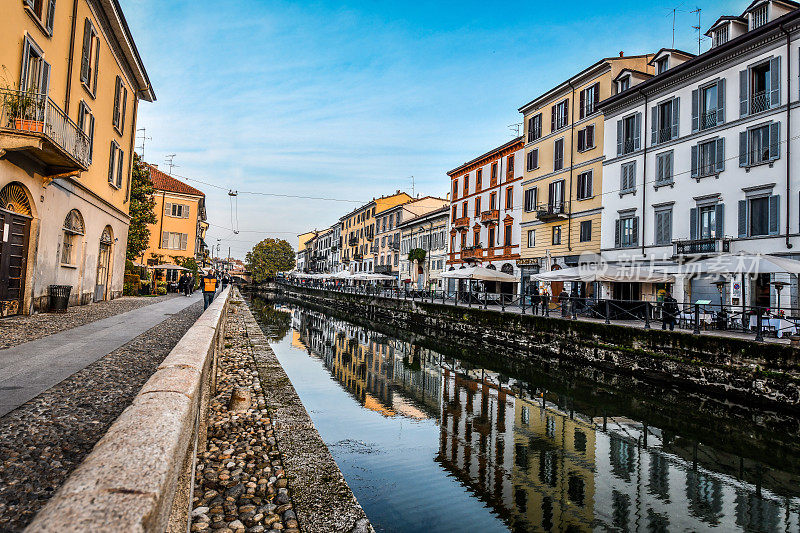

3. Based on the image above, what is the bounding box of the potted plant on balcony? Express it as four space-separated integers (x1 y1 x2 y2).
1 73 44 132
408 248 426 263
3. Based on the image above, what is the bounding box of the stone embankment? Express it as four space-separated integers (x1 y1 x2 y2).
281 285 800 412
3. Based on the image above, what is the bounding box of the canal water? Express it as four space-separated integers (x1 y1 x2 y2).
247 293 800 533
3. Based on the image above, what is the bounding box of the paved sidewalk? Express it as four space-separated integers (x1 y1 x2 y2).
0 292 202 417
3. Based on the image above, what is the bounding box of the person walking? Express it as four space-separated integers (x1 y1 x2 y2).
559 288 570 317
530 285 541 315
541 287 550 315
662 291 679 331
184 273 192 296
202 271 218 310
178 273 188 296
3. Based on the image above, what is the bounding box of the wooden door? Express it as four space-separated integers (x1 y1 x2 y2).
0 209 31 316
94 242 110 302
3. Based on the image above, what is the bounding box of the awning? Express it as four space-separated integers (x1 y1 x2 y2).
151 263 190 271
439 266 517 282
531 264 674 283
691 253 800 275
330 271 353 279
352 273 396 281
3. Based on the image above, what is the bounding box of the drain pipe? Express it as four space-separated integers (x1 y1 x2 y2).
639 88 649 258
567 80 576 252
781 25 793 250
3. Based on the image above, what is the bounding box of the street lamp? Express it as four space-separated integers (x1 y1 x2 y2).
713 277 728 330
771 280 789 316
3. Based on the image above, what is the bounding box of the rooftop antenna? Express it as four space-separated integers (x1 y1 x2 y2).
165 154 178 175
508 122 522 137
409 175 415 198
691 7 702 54
136 127 151 159
670 7 677 48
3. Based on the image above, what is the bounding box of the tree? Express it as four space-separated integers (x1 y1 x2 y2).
246 238 295 283
126 153 157 261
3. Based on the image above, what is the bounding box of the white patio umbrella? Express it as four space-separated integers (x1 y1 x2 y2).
151 263 190 271
439 266 517 282
330 270 353 279
531 264 674 283
352 273 396 281
692 253 800 275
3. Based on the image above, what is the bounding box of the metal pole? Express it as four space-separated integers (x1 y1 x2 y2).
604 299 610 324
756 306 764 342
693 302 701 335
572 296 577 320
644 301 650 329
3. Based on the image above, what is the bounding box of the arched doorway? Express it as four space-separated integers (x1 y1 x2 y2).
0 183 33 316
95 226 113 302
550 264 563 298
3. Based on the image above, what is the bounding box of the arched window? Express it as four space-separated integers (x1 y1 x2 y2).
0 183 32 216
100 225 113 244
61 209 84 265
501 263 514 274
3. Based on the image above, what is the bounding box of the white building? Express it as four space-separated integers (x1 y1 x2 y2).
599 0 800 309
398 206 450 290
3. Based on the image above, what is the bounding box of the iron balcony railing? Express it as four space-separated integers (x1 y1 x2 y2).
700 110 717 129
453 216 470 229
390 241 400 251
535 202 569 221
673 237 731 256
750 91 769 114
657 127 672 143
0 88 90 168
622 139 636 154
480 209 499 224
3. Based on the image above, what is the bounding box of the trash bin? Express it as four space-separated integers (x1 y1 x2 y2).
48 284 72 313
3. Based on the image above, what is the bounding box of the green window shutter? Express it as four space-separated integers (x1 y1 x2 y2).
671 97 680 139
739 69 749 117
690 145 699 179
716 78 725 125
715 137 725 173
739 131 749 167
715 203 725 238
769 121 781 161
690 207 698 240
738 200 748 237
616 120 623 156
691 89 699 132
769 56 781 108
769 195 780 235
80 19 92 83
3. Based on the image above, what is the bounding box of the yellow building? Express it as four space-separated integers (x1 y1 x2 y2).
340 191 411 273
141 164 206 267
0 0 154 314
517 55 653 296
296 231 316 272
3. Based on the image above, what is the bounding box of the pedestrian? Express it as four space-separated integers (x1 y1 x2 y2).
541 287 550 315
531 285 541 315
662 291 679 331
559 288 570 317
202 270 218 310
184 273 192 296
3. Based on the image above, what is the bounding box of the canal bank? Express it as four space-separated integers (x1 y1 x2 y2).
246 292 800 532
278 284 800 413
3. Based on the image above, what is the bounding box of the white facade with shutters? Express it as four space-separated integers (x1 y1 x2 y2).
599 0 800 307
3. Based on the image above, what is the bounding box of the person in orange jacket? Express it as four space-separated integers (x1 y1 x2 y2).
201 271 218 310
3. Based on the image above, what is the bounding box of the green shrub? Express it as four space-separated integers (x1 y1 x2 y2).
123 282 137 296
157 286 167 295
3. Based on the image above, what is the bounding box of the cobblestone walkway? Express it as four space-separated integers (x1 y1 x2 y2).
0 301 203 532
0 294 177 350
190 299 300 533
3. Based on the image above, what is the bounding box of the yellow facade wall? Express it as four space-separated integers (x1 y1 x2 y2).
142 191 205 264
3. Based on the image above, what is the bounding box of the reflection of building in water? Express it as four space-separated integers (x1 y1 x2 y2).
291 308 441 421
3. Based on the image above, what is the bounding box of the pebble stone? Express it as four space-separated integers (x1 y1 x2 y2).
190 299 298 533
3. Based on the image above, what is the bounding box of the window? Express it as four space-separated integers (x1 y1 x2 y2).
461 233 466 248
451 205 457 222
527 229 535 248
165 202 190 218
743 58 780 116
579 220 592 242
739 194 779 237
506 154 515 179
620 161 636 193
655 151 674 185
462 201 468 218
552 225 562 245
25 0 57 33
504 224 512 246
452 180 458 200
693 80 724 131
389 213 394 228
552 99 569 131
488 227 495 247
76 101 95 163
526 149 539 171
616 215 639 248
741 122 780 167
579 83 599 118
490 192 497 209
619 76 631 92
699 205 717 239
692 138 724 178
655 56 669 74
476 169 482 191
549 180 565 209
751 4 768 29
617 113 641 155
80 18 100 95
491 162 498 184
161 231 188 251
463 173 469 195
61 209 84 265
654 208 672 245
112 76 128 133
473 228 480 246
527 113 542 142
505 187 513 209
553 138 564 171
577 125 595 151
652 98 678 144
524 187 537 212
475 196 481 216
21 35 50 96
714 26 729 47
576 171 592 200
108 141 124 188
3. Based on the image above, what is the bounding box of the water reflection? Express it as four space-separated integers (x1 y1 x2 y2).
250 295 800 532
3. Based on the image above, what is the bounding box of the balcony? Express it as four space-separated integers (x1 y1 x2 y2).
535 202 569 221
453 216 470 229
750 91 769 114
460 246 483 261
480 209 499 224
656 127 672 144
700 110 717 130
622 139 635 155
390 241 400 251
348 236 358 246
0 89 90 176
354 252 363 261
673 237 731 257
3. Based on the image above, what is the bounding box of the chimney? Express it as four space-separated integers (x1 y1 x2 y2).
152 164 158 169
619 51 624 57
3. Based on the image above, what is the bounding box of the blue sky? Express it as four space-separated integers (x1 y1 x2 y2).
123 0 741 258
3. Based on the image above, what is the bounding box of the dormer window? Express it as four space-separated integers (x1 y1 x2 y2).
619 76 630 92
714 26 729 46
656 57 669 74
751 4 768 29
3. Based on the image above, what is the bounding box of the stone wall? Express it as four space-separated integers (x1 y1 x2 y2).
282 285 800 413
25 287 232 532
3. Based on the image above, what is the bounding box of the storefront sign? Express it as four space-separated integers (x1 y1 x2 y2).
516 258 539 266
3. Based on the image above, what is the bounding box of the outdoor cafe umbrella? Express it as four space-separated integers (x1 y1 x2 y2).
151 263 190 271
530 263 674 283
352 273 396 281
692 253 800 275
439 265 517 282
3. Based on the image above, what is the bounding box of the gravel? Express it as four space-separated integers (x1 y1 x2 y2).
0 301 203 532
0 294 179 350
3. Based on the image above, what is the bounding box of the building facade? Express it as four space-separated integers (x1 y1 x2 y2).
340 191 411 273
599 0 800 308
517 54 654 297
398 206 449 289
447 137 524 291
142 164 206 267
296 231 315 272
0 0 154 314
